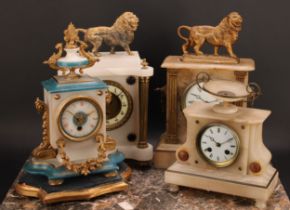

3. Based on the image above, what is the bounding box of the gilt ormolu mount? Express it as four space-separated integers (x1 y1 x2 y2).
77 12 139 56
177 12 243 64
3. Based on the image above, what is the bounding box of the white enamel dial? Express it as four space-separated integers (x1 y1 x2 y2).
58 97 102 141
105 80 133 130
183 82 221 108
198 124 240 167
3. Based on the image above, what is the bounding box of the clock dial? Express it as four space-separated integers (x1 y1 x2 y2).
197 124 240 167
183 82 221 108
104 80 133 130
58 97 102 141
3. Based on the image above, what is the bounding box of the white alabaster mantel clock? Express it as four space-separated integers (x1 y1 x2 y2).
15 23 130 204
83 52 154 162
70 12 154 163
165 75 278 209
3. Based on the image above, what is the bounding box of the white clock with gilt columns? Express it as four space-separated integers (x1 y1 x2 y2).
84 51 154 162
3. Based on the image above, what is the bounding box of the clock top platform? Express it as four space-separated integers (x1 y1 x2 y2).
184 102 271 124
41 77 107 93
84 51 154 77
161 56 255 72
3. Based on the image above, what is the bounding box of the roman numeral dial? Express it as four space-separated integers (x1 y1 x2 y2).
105 80 133 130
197 124 240 167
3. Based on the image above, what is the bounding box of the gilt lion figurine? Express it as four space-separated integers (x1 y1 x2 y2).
77 12 139 56
177 12 243 58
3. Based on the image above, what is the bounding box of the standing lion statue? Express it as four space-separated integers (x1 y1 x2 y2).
77 12 139 56
177 12 243 58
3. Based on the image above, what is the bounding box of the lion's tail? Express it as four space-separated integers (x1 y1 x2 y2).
76 28 88 41
77 28 87 34
177 25 191 42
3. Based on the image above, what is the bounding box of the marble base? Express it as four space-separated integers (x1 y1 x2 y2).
1 166 289 210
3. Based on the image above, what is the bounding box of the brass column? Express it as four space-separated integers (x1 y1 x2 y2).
138 76 150 148
164 69 178 144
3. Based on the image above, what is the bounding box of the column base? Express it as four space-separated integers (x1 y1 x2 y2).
117 143 153 162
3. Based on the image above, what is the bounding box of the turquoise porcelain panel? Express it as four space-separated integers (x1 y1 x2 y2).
42 77 107 93
24 151 125 180
56 60 89 68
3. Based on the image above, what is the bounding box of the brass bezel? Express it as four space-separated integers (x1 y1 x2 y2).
104 80 133 131
57 96 103 142
196 123 240 168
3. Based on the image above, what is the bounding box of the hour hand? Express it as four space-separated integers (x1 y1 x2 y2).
65 110 74 116
205 135 218 144
191 93 203 101
192 94 210 103
87 110 96 115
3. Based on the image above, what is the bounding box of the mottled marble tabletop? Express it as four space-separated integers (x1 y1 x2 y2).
1 168 290 210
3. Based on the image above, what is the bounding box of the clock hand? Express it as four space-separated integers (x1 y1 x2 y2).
205 99 219 103
205 135 218 144
191 94 204 101
192 94 218 103
221 137 234 145
65 110 74 116
192 94 212 103
87 110 96 115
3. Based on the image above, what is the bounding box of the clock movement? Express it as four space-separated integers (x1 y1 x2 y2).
15 23 130 204
165 74 278 208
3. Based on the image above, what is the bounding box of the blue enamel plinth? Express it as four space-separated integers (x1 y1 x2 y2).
42 77 107 93
24 151 125 180
56 60 89 68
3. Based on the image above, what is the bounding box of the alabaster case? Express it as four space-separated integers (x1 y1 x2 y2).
83 51 154 162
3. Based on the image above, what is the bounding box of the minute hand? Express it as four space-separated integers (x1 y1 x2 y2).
192 94 206 102
221 137 234 145
192 94 217 103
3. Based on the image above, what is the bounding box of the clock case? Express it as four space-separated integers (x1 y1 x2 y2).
154 56 255 168
165 102 278 208
16 76 129 203
83 51 154 162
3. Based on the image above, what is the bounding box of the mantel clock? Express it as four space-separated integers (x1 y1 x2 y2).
15 23 129 204
75 11 154 163
165 75 278 208
154 57 255 168
83 52 154 163
154 12 255 169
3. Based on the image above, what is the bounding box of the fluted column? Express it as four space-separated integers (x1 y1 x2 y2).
164 69 178 144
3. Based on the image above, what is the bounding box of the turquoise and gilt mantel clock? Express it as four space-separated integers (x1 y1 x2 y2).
15 23 130 204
